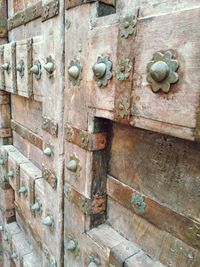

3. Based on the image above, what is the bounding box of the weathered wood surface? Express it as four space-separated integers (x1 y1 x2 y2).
0 1 200 267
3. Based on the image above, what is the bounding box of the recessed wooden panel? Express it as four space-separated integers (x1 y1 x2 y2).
109 123 200 220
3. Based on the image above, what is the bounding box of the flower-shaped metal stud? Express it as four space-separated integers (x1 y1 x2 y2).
119 15 137 39
147 51 179 93
131 194 146 214
68 59 82 86
115 58 132 80
93 55 112 87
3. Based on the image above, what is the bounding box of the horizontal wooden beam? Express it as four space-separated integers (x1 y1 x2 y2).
11 120 42 150
107 175 200 250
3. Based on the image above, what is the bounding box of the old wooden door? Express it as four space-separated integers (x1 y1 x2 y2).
0 0 200 266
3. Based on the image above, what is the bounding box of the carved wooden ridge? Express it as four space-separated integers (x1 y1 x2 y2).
66 0 115 9
7 0 59 31
11 120 43 150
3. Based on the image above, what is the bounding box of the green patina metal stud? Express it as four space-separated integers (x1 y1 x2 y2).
131 194 146 214
68 59 82 86
147 51 179 93
115 58 132 80
119 15 137 39
93 55 112 87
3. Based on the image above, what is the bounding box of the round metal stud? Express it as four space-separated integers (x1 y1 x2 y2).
18 186 27 195
93 63 106 79
2 233 8 241
1 62 10 71
16 59 25 78
31 201 41 212
147 51 179 93
44 56 55 78
0 159 4 165
68 59 82 86
43 147 52 157
30 60 42 80
7 171 14 178
68 66 79 79
11 252 18 259
150 61 170 82
88 263 98 267
93 56 112 87
0 225 3 231
66 240 76 251
66 159 77 172
42 215 54 231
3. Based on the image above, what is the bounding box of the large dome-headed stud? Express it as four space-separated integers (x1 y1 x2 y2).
147 51 179 93
16 59 25 78
43 55 55 78
93 56 112 87
93 63 106 79
68 59 82 86
30 60 42 80
66 159 77 172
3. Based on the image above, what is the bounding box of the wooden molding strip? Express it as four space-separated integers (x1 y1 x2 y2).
107 175 200 250
64 123 107 151
11 120 43 150
7 0 59 31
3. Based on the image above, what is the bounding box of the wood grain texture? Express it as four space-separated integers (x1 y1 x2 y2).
109 123 200 221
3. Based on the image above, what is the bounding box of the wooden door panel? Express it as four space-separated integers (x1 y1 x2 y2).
131 7 200 141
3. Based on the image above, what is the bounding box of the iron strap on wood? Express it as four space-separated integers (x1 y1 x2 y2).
7 0 59 31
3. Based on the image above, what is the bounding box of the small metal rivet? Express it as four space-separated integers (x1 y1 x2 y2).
11 252 18 259
3 234 8 241
42 216 53 227
7 171 14 178
31 202 41 211
66 159 77 172
30 65 39 75
68 66 79 79
43 147 52 157
18 186 27 194
1 62 10 71
44 62 54 75
0 159 4 165
66 240 76 251
0 225 3 231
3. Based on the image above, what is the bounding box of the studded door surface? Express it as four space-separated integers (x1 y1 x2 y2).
0 1 200 267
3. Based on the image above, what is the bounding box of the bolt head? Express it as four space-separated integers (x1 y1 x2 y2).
30 64 39 75
66 159 77 172
93 62 106 79
150 61 170 82
68 66 79 79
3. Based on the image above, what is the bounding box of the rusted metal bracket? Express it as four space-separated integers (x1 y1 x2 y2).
0 19 7 38
64 123 107 151
7 0 59 31
0 128 11 138
64 185 106 215
42 165 57 190
7 2 42 31
11 120 42 150
42 116 58 137
42 0 59 22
